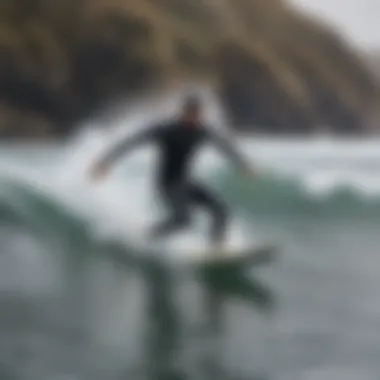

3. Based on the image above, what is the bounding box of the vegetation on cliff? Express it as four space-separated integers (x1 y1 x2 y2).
0 0 378 138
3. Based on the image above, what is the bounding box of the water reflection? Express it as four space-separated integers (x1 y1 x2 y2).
143 257 184 380
0 229 275 380
138 249 275 380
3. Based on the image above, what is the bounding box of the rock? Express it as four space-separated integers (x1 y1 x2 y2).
0 0 378 138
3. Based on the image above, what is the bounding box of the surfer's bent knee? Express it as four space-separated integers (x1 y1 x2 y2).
213 200 229 223
174 208 191 227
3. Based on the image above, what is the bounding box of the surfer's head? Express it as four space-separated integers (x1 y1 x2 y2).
180 95 203 125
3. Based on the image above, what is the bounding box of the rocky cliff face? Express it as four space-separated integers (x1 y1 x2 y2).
0 0 378 138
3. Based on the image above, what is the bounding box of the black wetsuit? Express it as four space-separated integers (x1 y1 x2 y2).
100 120 248 244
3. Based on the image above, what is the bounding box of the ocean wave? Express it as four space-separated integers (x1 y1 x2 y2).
218 170 380 218
0 165 380 248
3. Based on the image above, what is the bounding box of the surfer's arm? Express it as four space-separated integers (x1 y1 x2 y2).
207 128 252 174
90 126 161 179
99 128 159 166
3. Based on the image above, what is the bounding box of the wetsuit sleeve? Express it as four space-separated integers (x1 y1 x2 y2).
98 125 162 167
206 128 249 170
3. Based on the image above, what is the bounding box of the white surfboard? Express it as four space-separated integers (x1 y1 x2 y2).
115 218 278 269
188 243 278 268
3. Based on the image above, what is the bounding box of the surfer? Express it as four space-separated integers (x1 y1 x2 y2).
89 96 255 249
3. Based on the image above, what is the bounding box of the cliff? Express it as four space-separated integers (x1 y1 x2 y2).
0 0 378 138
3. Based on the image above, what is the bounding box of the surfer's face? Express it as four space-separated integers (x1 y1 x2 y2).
181 103 202 125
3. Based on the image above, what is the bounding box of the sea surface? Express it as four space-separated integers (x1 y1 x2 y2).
0 131 380 380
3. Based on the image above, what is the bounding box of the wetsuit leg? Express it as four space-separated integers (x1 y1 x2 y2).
188 182 229 245
149 182 191 240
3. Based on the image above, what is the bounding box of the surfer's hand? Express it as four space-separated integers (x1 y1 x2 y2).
89 162 108 181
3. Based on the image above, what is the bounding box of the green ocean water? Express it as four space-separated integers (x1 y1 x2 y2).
0 138 380 380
